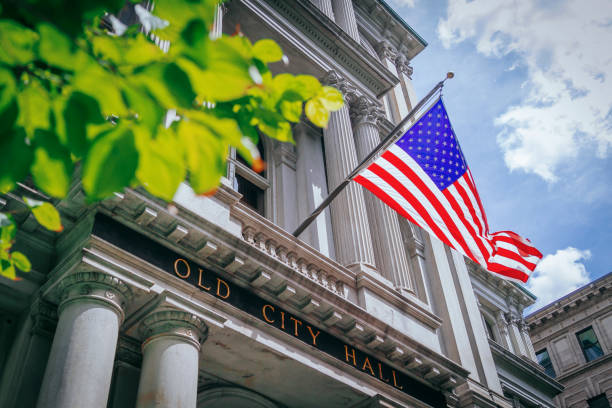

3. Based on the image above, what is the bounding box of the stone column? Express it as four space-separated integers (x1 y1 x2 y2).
37 272 132 408
310 0 335 20
495 310 513 350
350 96 413 291
322 71 377 275
136 310 208 408
331 0 359 41
506 311 529 358
376 40 409 119
395 52 417 113
519 319 537 361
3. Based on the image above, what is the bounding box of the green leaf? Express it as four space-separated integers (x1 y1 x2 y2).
253 39 283 63
121 84 165 132
11 251 31 272
36 23 91 71
72 66 127 116
16 79 51 138
82 125 139 201
0 20 38 66
305 98 329 128
178 57 251 102
152 0 217 43
23 198 63 232
318 86 344 111
132 63 195 109
0 213 16 248
30 131 73 198
136 127 186 201
92 35 163 70
0 129 33 193
1 262 16 280
54 92 105 158
0 67 17 133
294 75 322 99
177 119 226 194
279 99 302 123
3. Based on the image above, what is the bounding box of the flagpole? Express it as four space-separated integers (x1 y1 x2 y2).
292 72 454 238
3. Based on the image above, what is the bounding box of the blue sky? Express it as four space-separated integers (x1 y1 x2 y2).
388 0 612 310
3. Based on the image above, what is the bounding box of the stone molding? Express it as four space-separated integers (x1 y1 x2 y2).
139 309 208 351
30 298 58 337
58 271 133 322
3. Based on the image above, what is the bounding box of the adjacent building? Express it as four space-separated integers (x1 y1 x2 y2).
526 272 612 408
0 1 563 407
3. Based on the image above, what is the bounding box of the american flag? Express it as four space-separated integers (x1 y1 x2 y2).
354 99 542 283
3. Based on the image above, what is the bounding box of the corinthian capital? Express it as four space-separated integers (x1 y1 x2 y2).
350 95 385 127
395 53 414 79
375 39 397 62
321 70 358 104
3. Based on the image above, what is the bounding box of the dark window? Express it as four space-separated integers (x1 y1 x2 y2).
236 174 265 217
588 394 610 408
576 327 604 362
536 349 556 378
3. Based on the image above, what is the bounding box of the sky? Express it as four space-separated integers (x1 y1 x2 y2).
388 0 612 312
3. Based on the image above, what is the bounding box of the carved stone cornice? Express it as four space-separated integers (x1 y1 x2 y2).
349 95 385 128
395 53 414 79
139 309 208 350
375 39 397 62
58 271 133 322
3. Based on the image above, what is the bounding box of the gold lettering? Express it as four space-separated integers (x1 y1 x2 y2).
215 278 230 299
262 305 275 323
344 345 357 366
197 268 211 290
362 357 375 376
280 311 285 329
378 363 390 382
289 317 302 337
174 258 191 279
391 370 403 389
307 326 320 346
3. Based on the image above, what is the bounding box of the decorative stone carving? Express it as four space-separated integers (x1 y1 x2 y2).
375 39 398 62
350 95 385 128
139 309 208 350
58 271 133 322
395 53 414 79
321 70 359 104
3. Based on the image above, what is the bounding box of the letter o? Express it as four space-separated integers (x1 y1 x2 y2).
174 258 191 279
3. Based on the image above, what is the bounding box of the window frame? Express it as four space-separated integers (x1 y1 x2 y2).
535 348 556 378
576 326 605 363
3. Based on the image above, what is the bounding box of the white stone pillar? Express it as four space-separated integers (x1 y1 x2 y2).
310 0 335 20
136 310 208 408
321 71 377 275
273 142 298 232
376 41 409 119
37 272 132 408
331 0 359 41
520 319 537 361
350 96 413 291
506 310 529 358
496 310 513 351
395 53 417 112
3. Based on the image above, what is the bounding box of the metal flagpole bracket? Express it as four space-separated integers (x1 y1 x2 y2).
292 73 453 238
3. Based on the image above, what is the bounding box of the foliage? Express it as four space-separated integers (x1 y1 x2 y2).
0 0 344 280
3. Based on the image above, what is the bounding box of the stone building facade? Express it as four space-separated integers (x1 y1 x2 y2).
526 272 612 408
0 1 562 407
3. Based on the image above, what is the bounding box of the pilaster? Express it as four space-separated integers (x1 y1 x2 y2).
331 0 360 41
395 51 417 112
310 0 335 20
376 40 409 119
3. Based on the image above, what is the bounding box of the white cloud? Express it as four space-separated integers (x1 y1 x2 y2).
526 247 591 311
438 0 612 182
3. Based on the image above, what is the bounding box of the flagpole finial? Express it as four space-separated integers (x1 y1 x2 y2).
446 72 454 79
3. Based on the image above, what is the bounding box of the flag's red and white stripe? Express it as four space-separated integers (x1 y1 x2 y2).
355 144 541 283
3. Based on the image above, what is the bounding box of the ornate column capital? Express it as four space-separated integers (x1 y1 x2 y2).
58 271 133 322
321 70 358 104
350 95 385 128
140 309 208 351
395 53 414 79
375 39 397 62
